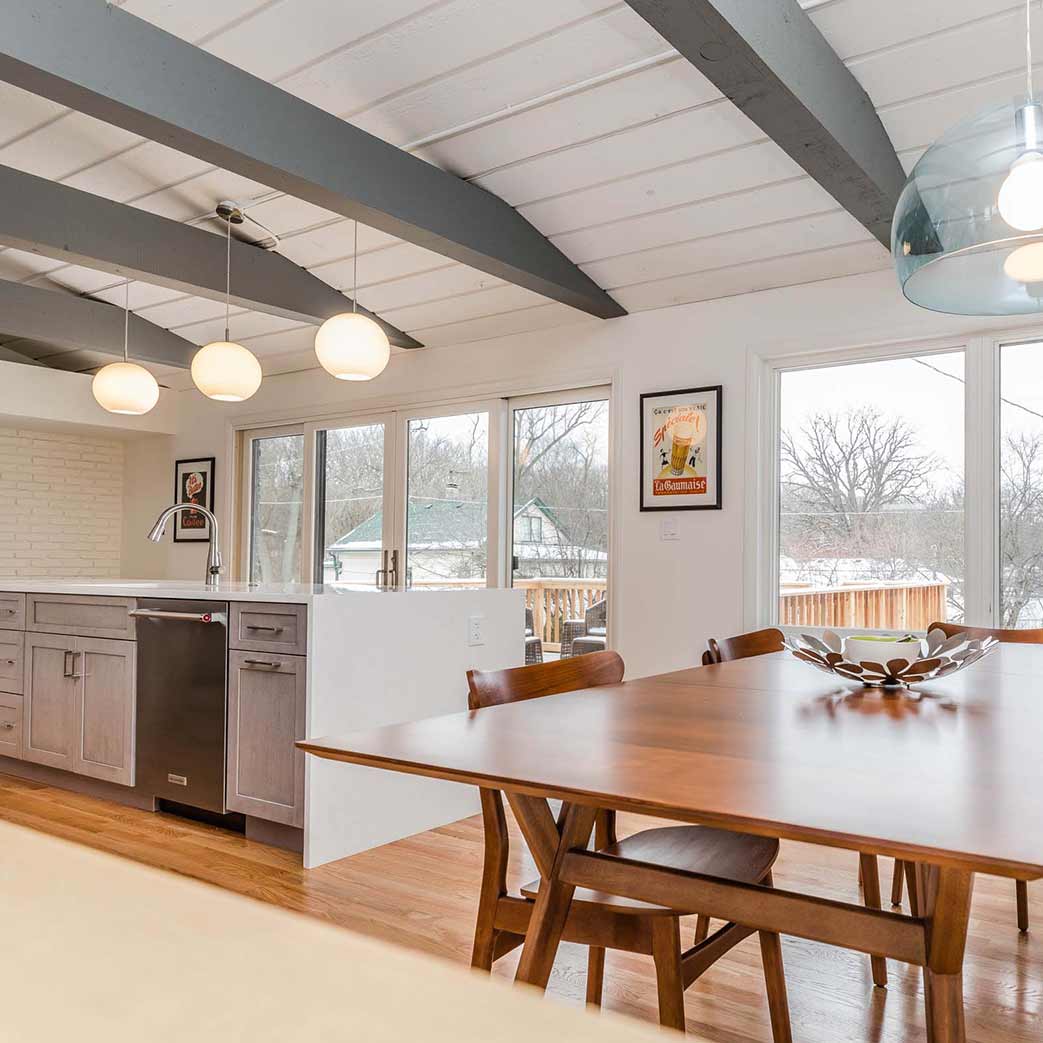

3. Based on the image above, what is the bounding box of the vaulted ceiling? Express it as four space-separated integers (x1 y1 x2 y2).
0 0 1029 383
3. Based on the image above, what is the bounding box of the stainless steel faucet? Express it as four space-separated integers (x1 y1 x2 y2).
147 504 223 587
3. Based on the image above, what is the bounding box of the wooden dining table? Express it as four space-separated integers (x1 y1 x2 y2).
299 644 1043 1043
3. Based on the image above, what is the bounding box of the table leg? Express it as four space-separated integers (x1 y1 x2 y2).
921 865 974 1043
514 801 597 989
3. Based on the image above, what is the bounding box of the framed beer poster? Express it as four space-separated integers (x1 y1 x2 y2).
173 457 215 542
640 386 722 511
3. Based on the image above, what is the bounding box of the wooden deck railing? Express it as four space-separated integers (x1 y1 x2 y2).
779 580 947 631
515 577 607 650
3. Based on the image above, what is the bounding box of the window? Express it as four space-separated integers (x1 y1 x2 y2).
777 352 965 631
1000 341 1043 629
517 515 543 544
248 431 305 584
405 411 489 588
238 390 612 643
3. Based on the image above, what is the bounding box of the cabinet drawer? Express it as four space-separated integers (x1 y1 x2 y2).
227 651 306 827
230 603 307 655
0 631 24 694
26 594 136 641
0 593 25 631
0 694 22 760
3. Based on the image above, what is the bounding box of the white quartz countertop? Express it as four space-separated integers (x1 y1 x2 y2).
0 578 470 603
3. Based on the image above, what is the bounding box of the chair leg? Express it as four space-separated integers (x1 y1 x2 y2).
1017 880 1030 933
650 918 686 1032
693 915 711 945
758 931 793 1043
586 947 606 1007
891 859 906 908
858 854 888 988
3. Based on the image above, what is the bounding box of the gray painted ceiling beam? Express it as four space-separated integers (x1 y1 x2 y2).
0 164 419 350
0 279 197 369
622 0 906 247
0 0 625 321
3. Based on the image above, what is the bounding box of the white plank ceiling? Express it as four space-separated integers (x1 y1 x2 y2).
0 0 1032 379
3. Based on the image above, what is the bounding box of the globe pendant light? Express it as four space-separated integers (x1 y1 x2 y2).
191 202 263 402
893 0 1043 315
314 220 390 381
92 280 160 415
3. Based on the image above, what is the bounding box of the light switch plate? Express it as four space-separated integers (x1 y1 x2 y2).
659 517 680 541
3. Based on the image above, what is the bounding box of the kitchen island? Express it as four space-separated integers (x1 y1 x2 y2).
0 579 522 868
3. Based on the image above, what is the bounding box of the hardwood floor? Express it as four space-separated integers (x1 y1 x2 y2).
1 771 1040 1042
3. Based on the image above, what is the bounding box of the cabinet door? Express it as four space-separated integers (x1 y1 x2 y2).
227 651 305 827
23 633 78 772
77 637 136 787
0 694 21 759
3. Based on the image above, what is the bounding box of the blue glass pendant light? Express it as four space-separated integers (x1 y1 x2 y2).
893 0 1043 315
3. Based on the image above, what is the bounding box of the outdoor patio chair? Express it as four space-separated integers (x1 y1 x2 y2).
524 606 543 664
561 598 607 658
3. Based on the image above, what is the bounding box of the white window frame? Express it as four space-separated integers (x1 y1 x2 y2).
233 376 618 643
744 331 1013 634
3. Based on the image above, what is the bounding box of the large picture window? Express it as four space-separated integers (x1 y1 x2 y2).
762 335 1043 634
1000 341 1043 629
778 352 965 632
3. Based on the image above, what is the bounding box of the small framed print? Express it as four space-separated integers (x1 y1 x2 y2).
173 457 216 542
640 386 722 511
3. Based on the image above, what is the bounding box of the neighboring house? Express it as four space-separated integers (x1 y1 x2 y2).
327 496 606 584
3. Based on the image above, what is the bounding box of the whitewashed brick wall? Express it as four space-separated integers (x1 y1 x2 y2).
0 427 124 578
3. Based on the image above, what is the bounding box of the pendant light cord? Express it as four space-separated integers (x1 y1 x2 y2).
353 219 358 314
123 278 131 363
1029 0 1035 101
224 217 232 341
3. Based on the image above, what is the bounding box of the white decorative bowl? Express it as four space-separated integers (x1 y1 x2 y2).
783 627 998 689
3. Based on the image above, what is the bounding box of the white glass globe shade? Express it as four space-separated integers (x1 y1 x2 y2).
191 340 262 402
998 151 1043 231
314 312 390 381
91 361 160 415
1003 241 1043 282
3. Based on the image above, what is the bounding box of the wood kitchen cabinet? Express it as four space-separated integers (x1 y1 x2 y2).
23 633 136 787
227 650 306 828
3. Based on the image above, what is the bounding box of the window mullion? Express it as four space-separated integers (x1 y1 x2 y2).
964 337 1000 626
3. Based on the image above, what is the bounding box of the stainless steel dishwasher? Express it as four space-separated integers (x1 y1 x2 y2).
133 599 229 814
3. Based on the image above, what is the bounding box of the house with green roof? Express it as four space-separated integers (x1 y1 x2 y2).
326 497 607 584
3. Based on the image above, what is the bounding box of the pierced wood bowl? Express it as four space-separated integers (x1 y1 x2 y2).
783 628 998 689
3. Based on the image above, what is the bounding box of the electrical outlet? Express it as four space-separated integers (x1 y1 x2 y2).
468 614 485 647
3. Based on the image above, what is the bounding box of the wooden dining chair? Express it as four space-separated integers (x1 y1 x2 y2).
467 651 792 1039
702 627 890 987
888 620 1041 932
701 627 785 665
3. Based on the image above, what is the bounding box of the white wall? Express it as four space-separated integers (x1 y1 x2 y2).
134 269 1029 678
0 426 125 578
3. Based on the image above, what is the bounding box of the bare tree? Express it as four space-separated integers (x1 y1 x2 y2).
781 408 938 538
1000 432 1043 627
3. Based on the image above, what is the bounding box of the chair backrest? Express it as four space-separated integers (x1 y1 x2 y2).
467 650 625 711
928 621 1043 644
704 627 785 664
524 606 535 634
585 598 607 630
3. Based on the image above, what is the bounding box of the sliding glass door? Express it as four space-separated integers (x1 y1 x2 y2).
508 389 610 658
403 410 491 589
239 388 612 652
246 427 306 585
315 420 391 586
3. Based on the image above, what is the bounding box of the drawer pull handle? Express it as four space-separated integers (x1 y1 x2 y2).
2 609 14 615
243 659 280 669
0 722 14 731
3 659 14 665
245 624 284 633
